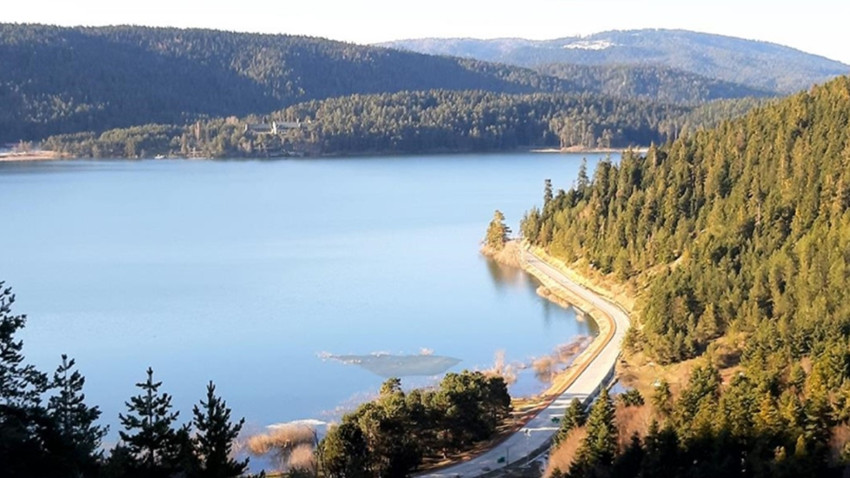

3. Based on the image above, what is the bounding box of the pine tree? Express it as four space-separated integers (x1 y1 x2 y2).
640 420 680 478
118 367 181 477
618 389 645 407
651 379 673 418
172 424 201 477
0 282 50 477
46 354 107 476
320 421 371 478
554 398 587 445
0 283 48 407
570 388 617 476
192 381 248 478
485 210 511 250
576 159 590 195
753 393 783 440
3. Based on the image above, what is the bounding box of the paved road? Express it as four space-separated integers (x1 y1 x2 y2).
418 249 630 477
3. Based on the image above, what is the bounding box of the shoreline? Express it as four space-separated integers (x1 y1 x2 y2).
0 150 67 162
511 242 631 404
482 241 626 402
529 146 649 155
0 145 648 162
422 243 630 476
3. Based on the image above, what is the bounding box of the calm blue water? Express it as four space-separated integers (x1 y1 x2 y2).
0 152 610 444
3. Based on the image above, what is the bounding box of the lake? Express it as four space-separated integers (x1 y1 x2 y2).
0 152 611 451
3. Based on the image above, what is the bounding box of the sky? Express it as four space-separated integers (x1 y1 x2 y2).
5 0 850 64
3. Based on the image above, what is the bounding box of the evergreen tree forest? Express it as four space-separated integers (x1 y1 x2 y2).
0 24 582 143
522 75 850 476
40 89 759 159
0 24 775 144
534 63 774 105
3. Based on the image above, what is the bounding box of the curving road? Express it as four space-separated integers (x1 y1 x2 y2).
418 248 630 477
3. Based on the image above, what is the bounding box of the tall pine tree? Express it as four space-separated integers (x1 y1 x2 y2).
192 381 248 478
46 354 107 476
569 388 617 477
0 282 51 477
554 398 587 446
118 367 180 477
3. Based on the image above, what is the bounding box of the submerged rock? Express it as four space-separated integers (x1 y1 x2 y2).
322 352 462 378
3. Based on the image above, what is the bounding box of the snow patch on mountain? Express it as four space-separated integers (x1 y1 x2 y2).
563 39 616 50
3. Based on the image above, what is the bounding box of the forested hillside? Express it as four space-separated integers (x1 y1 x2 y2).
382 29 850 94
522 76 850 476
535 64 774 105
0 24 580 143
42 90 696 158
0 25 778 146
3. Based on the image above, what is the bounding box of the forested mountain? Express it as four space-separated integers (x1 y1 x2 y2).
522 76 850 476
381 29 850 94
0 24 581 143
1 25 777 145
41 90 709 158
535 64 774 105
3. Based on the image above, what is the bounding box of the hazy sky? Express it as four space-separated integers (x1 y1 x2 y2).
5 0 850 64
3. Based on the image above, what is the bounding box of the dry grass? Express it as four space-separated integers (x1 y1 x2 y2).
615 403 653 451
616 350 699 404
481 240 523 267
544 426 587 477
245 424 317 471
532 356 555 382
288 444 317 474
535 286 576 310
557 340 585 362
529 337 592 385
484 349 518 386
829 424 850 464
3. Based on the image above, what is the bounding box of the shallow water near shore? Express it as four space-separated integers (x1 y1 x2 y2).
0 152 612 455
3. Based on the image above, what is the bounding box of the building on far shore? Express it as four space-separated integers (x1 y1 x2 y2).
243 121 302 135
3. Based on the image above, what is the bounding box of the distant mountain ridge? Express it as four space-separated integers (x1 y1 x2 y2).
0 24 576 142
532 63 773 105
0 25 775 143
380 29 850 94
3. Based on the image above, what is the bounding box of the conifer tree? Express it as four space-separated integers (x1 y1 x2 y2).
553 398 587 445
173 424 201 477
46 354 107 476
0 282 50 477
650 379 673 418
320 421 371 478
192 381 248 478
484 210 511 250
0 283 48 408
640 420 680 478
118 367 180 477
544 179 554 205
618 389 644 407
570 388 617 476
576 159 590 194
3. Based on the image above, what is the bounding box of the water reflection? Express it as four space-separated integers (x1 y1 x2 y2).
484 255 600 336
484 255 529 293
